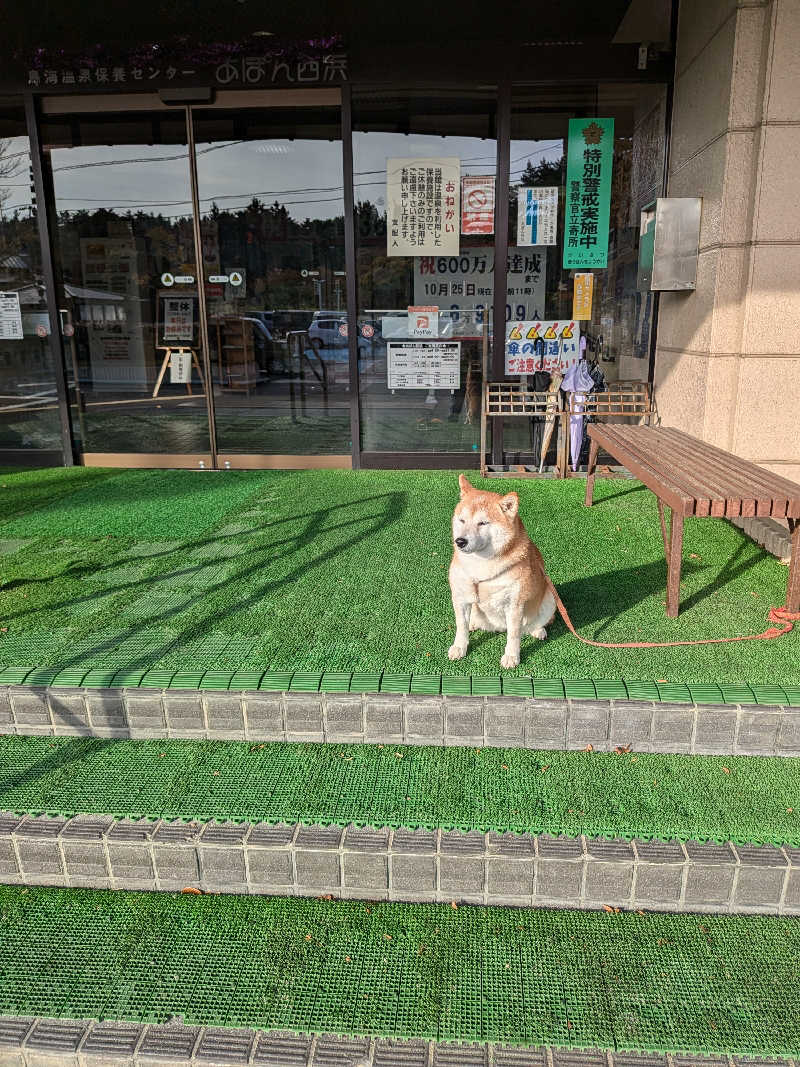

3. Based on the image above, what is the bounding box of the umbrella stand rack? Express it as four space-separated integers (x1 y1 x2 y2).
479 379 567 479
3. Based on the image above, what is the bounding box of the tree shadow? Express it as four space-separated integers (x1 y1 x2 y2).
0 490 407 773
0 736 112 802
13 490 409 681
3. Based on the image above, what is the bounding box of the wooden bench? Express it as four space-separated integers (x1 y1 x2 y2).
585 424 800 618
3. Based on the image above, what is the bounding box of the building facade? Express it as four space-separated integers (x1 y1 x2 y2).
0 0 797 477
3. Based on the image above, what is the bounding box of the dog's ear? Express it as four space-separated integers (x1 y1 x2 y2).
499 492 519 518
458 474 474 498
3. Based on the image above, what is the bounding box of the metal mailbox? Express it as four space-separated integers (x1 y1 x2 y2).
638 197 702 292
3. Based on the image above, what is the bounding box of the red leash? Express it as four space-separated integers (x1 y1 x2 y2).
545 577 799 649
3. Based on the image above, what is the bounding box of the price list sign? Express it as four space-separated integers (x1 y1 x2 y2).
387 341 461 390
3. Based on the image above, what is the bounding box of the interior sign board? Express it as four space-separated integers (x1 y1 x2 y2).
517 187 558 246
387 158 461 256
0 292 24 340
461 175 495 235
563 118 614 269
163 298 194 342
414 246 546 322
387 340 461 390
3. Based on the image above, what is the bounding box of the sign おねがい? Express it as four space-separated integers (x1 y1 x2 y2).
387 158 461 257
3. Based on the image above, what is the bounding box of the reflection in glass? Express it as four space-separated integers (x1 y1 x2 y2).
501 83 667 464
47 111 211 454
353 92 499 455
192 107 350 456
0 111 63 455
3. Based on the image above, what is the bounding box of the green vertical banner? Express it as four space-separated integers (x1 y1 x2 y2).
563 118 614 269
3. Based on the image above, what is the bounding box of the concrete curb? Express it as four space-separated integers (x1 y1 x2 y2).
730 515 792 562
2 687 799 757
0 1017 795 1067
2 813 798 916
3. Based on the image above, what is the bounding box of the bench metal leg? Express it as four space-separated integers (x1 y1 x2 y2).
788 518 799 613
584 439 600 506
658 499 684 618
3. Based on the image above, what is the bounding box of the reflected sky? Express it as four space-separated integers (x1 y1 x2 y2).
1 135 563 221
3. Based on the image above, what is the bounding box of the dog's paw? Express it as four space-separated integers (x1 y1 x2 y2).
448 642 468 661
500 651 520 670
531 626 547 641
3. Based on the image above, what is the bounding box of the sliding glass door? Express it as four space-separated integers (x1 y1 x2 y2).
191 101 351 466
42 90 347 468
45 106 213 465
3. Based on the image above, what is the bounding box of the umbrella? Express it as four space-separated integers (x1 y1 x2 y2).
537 370 563 472
561 360 596 471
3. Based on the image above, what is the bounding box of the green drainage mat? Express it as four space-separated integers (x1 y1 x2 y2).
2 887 800 1055
2 667 798 705
0 467 797 687
2 736 800 845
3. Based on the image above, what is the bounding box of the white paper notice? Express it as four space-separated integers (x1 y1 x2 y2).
169 351 192 384
0 292 24 340
387 341 461 390
414 246 546 322
517 187 558 246
387 158 460 257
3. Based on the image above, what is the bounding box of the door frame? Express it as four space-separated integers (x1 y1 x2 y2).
186 87 355 471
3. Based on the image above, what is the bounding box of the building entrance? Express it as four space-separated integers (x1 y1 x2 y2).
42 89 351 468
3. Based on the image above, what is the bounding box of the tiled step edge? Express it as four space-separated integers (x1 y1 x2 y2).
0 1017 794 1067
2 687 799 757
2 813 798 916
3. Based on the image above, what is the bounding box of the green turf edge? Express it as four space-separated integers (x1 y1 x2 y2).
0 666 791 704
2 738 800 847
2 887 800 1057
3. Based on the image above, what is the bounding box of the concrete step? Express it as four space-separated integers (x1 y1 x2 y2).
3 685 798 758
2 887 799 1063
2 813 798 916
0 1018 793 1067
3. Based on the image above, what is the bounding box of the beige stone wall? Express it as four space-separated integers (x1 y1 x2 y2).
654 0 800 484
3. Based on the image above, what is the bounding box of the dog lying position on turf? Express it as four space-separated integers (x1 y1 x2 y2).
448 475 556 669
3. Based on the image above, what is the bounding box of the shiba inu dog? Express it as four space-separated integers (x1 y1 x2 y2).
448 475 556 669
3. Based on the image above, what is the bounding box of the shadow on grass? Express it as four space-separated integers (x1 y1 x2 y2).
0 736 113 806
7 487 409 679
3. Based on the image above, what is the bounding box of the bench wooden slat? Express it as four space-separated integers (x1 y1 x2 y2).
592 424 800 518
652 429 775 517
585 425 695 515
594 425 717 516
654 427 798 517
655 427 800 501
624 426 738 517
652 430 752 517
643 427 751 518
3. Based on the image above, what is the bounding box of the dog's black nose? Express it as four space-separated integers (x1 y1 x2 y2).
454 537 468 548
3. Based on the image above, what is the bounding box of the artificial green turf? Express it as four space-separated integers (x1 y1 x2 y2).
0 467 797 684
2 736 799 845
1 885 799 1055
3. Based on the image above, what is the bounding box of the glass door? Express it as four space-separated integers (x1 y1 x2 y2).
44 105 213 465
190 100 351 467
